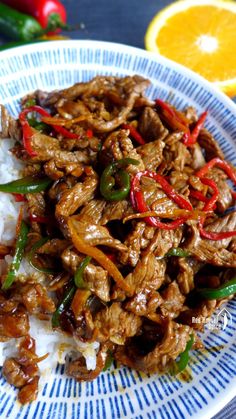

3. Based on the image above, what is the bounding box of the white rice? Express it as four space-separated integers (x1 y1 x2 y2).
0 139 99 378
0 139 24 245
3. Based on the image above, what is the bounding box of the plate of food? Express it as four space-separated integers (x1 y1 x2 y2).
0 40 235 419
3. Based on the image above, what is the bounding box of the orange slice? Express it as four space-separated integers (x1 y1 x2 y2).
145 0 236 96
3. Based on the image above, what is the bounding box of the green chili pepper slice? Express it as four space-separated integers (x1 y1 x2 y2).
0 176 52 194
24 98 36 108
52 285 76 328
197 277 236 300
103 349 114 371
100 158 140 201
166 248 190 257
171 334 194 375
74 256 91 288
27 117 50 134
29 237 58 274
2 220 29 290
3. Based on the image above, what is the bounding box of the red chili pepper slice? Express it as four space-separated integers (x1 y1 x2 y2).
132 189 188 229
131 171 193 210
196 157 236 184
130 170 192 229
194 164 236 240
200 177 219 212
86 129 93 138
199 220 236 241
183 111 208 147
122 124 145 145
12 193 27 202
19 110 38 157
231 191 236 200
105 252 116 262
23 105 79 139
189 189 209 203
155 99 191 141
29 214 51 224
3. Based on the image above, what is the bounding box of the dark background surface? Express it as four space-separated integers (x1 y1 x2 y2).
0 0 235 417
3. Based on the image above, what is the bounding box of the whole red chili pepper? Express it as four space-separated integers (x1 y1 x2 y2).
1 0 67 34
122 124 146 145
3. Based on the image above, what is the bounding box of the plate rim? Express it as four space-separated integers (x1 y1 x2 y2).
0 39 236 115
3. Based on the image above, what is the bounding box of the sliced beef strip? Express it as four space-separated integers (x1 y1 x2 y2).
55 176 98 219
2 335 40 404
94 302 142 344
67 218 127 252
79 200 106 224
189 143 206 170
0 105 21 141
163 132 192 172
123 254 166 316
198 128 225 161
79 199 132 226
0 309 29 338
27 131 61 161
37 239 69 257
44 75 150 133
44 158 84 180
203 211 236 249
143 227 183 258
26 192 46 229
183 218 236 267
125 291 163 317
115 320 192 373
11 283 55 314
215 178 234 213
160 281 185 319
138 106 168 142
0 293 18 314
125 253 166 296
136 138 165 171
103 129 145 174
100 200 131 225
61 248 110 302
176 257 195 295
119 221 148 266
178 300 218 330
202 167 234 213
45 75 149 105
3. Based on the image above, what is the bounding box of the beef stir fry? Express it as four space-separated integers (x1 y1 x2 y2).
0 75 235 404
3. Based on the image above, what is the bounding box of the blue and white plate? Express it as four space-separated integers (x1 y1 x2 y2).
0 40 235 419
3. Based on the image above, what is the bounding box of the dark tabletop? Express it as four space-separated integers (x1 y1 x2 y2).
0 0 235 417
